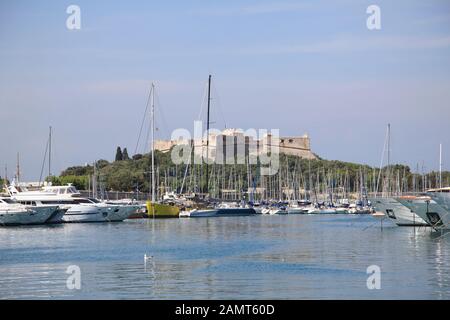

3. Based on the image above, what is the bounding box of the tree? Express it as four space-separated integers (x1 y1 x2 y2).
61 165 93 176
132 154 143 161
97 159 110 169
122 148 130 160
50 175 89 190
115 147 123 161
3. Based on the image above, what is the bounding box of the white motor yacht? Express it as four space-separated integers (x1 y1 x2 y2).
369 197 428 226
8 185 130 223
395 188 450 230
0 196 58 226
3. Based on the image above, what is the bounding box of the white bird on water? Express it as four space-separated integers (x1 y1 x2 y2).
144 254 153 262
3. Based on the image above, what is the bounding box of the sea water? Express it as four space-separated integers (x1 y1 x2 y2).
0 215 449 299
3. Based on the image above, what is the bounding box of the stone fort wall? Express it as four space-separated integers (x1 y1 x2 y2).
154 130 316 160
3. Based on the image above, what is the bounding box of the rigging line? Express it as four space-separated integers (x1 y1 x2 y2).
39 137 50 186
180 144 194 194
144 116 152 154
154 90 170 140
144 85 155 155
211 80 227 129
375 126 389 197
197 81 209 121
134 86 152 155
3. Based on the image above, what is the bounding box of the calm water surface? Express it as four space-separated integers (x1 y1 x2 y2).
1 215 449 299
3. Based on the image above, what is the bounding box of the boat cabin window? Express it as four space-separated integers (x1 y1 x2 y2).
72 198 94 204
18 201 37 206
43 186 79 195
67 187 79 194
1 198 17 204
41 200 73 205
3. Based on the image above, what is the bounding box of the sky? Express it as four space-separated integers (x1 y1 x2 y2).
1 0 449 181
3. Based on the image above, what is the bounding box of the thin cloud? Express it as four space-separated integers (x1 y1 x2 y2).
189 2 312 16
413 13 450 26
83 79 203 96
227 35 450 56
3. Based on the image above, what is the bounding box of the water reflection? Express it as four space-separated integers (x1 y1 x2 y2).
0 215 449 299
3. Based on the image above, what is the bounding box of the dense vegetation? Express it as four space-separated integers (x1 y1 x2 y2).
0 177 7 188
49 147 450 200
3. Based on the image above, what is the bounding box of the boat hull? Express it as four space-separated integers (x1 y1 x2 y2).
394 197 446 228
46 208 67 224
252 207 263 214
319 209 337 214
146 201 180 218
0 206 56 226
429 192 450 229
287 207 306 214
183 208 256 218
369 197 428 226
62 204 129 223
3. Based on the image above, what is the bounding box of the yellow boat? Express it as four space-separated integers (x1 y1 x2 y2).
146 201 180 218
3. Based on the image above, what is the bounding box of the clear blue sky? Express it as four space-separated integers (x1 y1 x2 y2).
1 0 449 180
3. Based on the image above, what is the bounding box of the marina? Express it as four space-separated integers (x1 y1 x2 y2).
2 173 450 300
1 73 449 301
1 1 450 304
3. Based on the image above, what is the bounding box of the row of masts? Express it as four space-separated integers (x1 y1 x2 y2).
77 148 445 202
118 158 442 202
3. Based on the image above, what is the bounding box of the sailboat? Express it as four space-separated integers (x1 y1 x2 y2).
145 83 180 218
180 75 256 218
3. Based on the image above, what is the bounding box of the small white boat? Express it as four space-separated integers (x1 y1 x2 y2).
318 208 337 214
180 207 256 218
251 206 263 214
287 206 306 214
371 211 385 218
179 210 193 218
261 207 277 215
269 208 281 215
335 207 349 214
306 207 320 214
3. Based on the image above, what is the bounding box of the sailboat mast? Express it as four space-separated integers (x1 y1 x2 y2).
151 83 156 203
439 143 442 190
3 164 7 188
387 123 391 195
387 123 390 168
205 74 211 196
93 161 97 199
16 152 20 183
48 126 52 182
